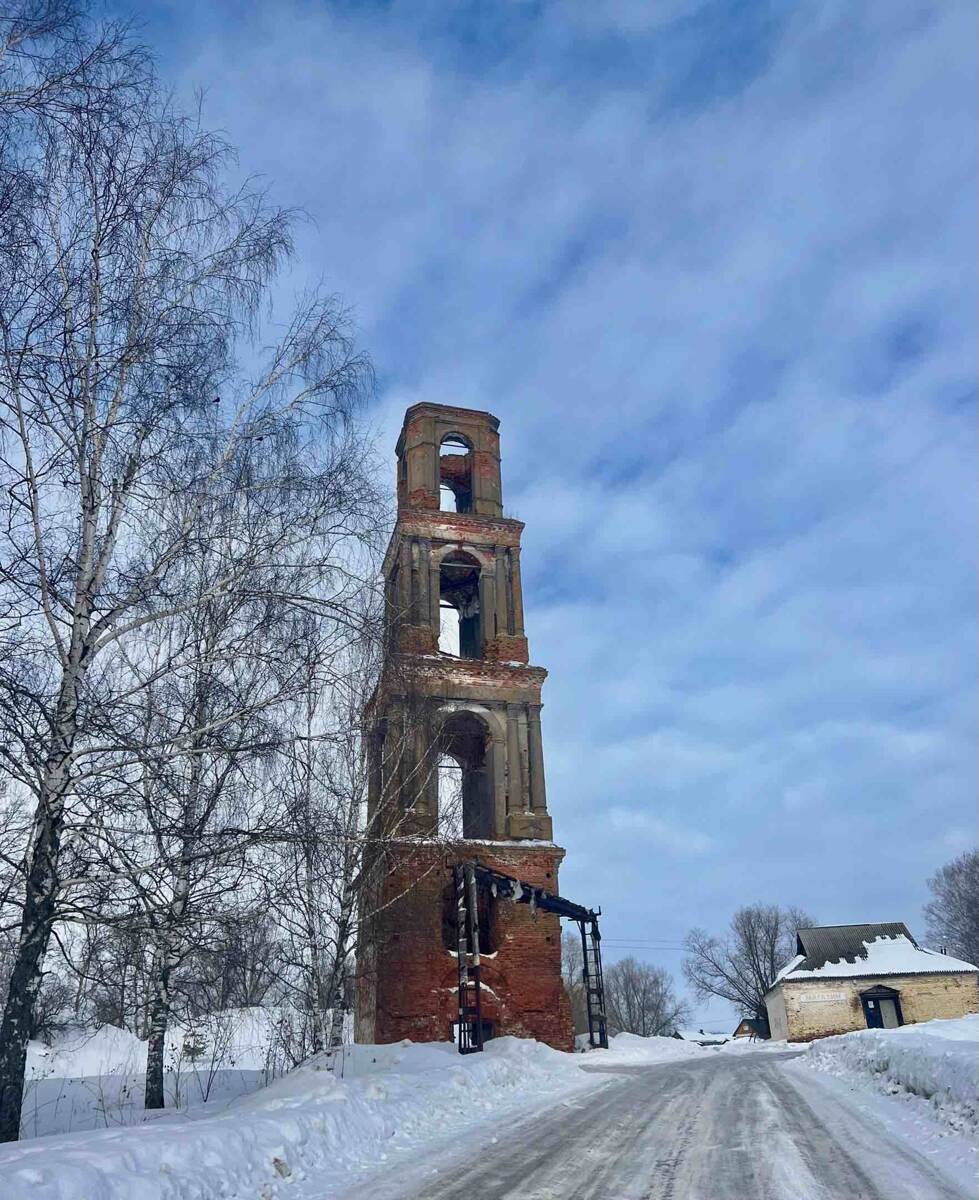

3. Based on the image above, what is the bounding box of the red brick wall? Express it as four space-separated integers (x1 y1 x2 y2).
357 842 574 1051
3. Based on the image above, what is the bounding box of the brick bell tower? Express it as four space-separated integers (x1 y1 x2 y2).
355 403 574 1050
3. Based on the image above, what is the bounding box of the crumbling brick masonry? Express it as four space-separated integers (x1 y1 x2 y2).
355 403 574 1051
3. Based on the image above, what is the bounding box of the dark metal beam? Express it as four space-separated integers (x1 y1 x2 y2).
469 862 600 924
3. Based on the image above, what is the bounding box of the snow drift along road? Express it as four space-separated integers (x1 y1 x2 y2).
0 1036 614 1200
796 1014 978 1134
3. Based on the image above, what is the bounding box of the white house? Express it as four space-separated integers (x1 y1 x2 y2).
765 922 979 1042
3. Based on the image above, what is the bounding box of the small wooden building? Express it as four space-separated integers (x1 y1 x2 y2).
765 922 979 1042
732 1017 769 1040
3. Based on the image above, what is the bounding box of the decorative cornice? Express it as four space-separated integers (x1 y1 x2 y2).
382 511 525 574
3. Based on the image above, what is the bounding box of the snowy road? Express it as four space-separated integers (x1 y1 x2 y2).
339 1053 974 1200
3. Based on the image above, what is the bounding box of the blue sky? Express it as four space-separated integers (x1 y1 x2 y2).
133 0 975 1025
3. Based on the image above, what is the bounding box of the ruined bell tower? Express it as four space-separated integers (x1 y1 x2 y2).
355 403 574 1050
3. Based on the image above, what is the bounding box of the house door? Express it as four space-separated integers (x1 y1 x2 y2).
878 998 900 1029
861 997 883 1029
861 987 903 1030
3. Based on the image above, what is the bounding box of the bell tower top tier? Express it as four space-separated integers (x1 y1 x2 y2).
396 403 503 517
383 402 530 668
375 402 552 842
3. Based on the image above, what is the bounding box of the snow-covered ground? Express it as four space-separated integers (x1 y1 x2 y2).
0 1036 603 1200
21 1022 704 1143
20 1008 337 1139
715 1035 805 1054
0 1030 705 1200
585 1031 710 1065
789 1013 978 1134
2 1018 976 1200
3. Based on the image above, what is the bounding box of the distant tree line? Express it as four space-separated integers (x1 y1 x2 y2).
562 934 690 1039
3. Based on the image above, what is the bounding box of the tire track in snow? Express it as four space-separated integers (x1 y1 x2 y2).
339 1054 974 1200
776 1061 972 1200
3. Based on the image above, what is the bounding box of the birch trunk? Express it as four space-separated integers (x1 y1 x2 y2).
143 958 173 1111
0 667 83 1141
143 749 198 1110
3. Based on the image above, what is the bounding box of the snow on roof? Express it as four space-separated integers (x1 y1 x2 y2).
772 953 805 986
771 931 978 985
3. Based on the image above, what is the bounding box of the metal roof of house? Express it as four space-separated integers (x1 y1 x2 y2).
766 922 979 990
795 923 915 969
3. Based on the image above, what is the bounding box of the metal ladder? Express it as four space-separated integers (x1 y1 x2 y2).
455 864 484 1054
581 917 608 1049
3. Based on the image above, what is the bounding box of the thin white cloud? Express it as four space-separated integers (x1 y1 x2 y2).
608 807 714 856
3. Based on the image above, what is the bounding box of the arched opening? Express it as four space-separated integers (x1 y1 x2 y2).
437 710 495 839
437 753 463 840
438 603 460 655
439 551 481 659
439 434 473 513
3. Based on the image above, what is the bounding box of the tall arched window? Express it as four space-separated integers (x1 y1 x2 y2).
439 551 481 659
439 434 473 513
437 753 463 840
438 602 460 655
437 710 494 839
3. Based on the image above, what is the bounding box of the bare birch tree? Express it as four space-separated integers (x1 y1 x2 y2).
264 611 450 1060
0 1 144 122
268 637 366 1057
0 9 375 1136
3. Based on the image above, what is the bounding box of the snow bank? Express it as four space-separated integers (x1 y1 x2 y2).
0 1036 596 1200
28 1025 147 1080
716 1037 805 1054
674 1028 729 1044
19 1009 318 1138
586 1032 709 1065
19 1008 364 1140
795 1015 978 1134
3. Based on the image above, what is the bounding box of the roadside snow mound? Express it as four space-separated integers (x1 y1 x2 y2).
589 1032 708 1065
716 1037 804 1054
0 1036 595 1200
799 1015 978 1134
20 1008 340 1138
